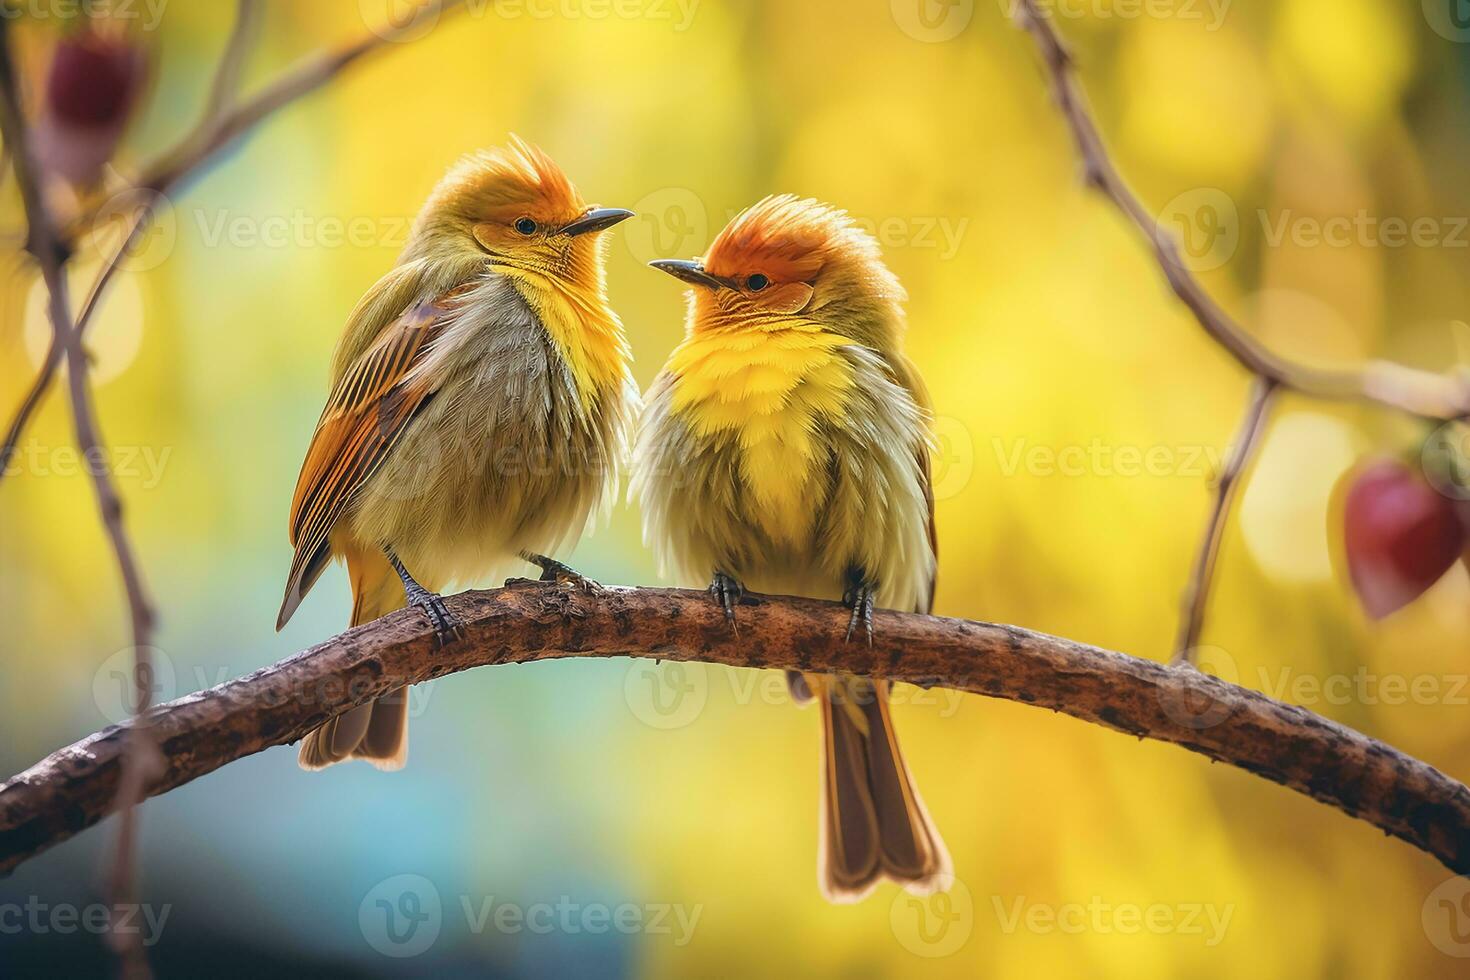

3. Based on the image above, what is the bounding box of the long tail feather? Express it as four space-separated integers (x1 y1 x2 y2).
816 675 950 902
297 545 410 771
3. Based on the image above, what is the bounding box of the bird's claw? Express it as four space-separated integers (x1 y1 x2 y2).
709 572 743 633
843 584 876 646
522 553 601 592
411 589 464 649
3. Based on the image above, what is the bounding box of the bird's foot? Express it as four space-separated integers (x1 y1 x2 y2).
843 582 876 646
709 571 744 633
521 552 601 592
405 583 464 649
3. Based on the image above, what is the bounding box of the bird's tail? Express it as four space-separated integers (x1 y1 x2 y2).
815 675 950 902
298 547 410 771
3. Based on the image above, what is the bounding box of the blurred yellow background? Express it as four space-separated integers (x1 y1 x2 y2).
4 0 1470 976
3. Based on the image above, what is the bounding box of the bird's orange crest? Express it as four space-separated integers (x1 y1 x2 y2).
704 195 882 286
428 134 586 228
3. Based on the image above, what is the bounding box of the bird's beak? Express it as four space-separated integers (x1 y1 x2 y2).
561 207 635 237
649 259 726 289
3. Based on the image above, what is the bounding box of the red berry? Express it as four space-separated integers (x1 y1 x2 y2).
33 31 145 186
45 32 143 128
1343 459 1465 619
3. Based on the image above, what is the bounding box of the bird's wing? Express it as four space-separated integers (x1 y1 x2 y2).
891 352 938 616
276 291 466 630
917 438 937 616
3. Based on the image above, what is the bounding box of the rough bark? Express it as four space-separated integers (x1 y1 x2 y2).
2 580 1468 876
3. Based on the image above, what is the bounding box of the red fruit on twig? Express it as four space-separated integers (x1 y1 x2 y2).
1342 458 1465 619
32 30 145 186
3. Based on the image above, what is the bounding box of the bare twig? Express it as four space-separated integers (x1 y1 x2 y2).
72 0 465 227
0 191 150 485
1011 1 1470 421
0 0 465 488
1173 378 1276 663
204 0 263 120
2 582 1469 878
0 23 159 980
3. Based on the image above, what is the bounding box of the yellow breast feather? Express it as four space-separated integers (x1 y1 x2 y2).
669 323 855 544
498 266 631 409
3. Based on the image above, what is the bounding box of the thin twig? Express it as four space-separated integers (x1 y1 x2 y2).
1173 378 1276 663
0 23 158 980
1011 1 1470 421
204 0 263 120
2 582 1469 879
0 189 151 486
0 0 463 489
71 0 465 229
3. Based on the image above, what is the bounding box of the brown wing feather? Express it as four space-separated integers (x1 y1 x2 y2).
276 295 462 630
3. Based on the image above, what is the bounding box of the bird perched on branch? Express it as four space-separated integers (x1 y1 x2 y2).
634 195 949 901
277 137 637 770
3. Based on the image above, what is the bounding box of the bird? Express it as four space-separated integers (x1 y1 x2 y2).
633 195 949 901
277 137 638 771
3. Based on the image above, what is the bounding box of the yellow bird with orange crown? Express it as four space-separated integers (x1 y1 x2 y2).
277 138 638 770
634 195 949 901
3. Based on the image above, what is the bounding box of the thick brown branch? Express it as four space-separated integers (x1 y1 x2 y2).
1012 1 1470 420
2 582 1468 878
1173 378 1276 662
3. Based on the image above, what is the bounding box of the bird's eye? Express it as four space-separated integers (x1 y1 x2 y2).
746 273 770 292
514 217 538 236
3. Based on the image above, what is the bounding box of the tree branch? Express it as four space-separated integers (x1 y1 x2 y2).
0 0 464 487
0 22 160 978
71 0 464 228
204 0 263 121
1173 378 1276 663
1011 1 1470 421
2 582 1468 879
